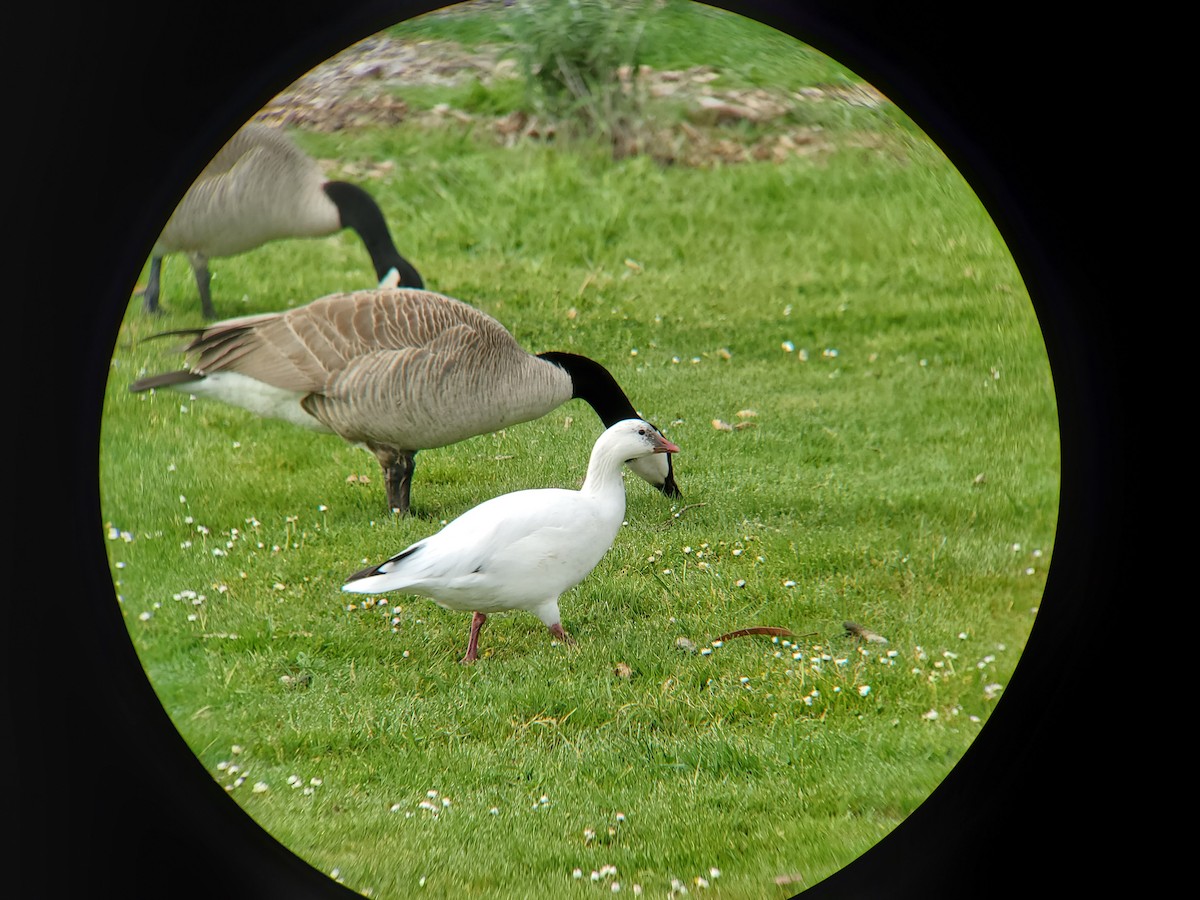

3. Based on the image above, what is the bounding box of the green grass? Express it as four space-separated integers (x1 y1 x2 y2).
101 5 1057 898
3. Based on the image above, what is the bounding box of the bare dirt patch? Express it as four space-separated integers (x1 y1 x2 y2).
254 31 893 167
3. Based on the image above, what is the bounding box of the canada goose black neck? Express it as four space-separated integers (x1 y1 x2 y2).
536 352 638 426
322 181 424 289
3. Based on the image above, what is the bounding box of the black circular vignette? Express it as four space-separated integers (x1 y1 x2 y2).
13 1 1130 898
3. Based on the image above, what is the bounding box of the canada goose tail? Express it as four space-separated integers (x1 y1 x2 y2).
128 323 228 391
129 369 203 393
136 326 209 343
322 181 424 290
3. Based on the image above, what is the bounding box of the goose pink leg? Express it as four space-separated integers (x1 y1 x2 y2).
461 611 487 664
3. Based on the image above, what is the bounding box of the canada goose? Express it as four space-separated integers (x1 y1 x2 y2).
141 122 424 319
129 287 681 514
343 419 681 662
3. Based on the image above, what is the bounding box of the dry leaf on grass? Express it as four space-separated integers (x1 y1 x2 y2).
713 626 796 643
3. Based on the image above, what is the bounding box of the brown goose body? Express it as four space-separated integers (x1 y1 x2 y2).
143 123 423 318
130 288 680 514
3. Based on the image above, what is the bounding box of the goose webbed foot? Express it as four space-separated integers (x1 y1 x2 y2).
548 622 576 646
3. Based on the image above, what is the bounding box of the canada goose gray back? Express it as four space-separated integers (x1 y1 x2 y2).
130 288 680 514
142 123 423 319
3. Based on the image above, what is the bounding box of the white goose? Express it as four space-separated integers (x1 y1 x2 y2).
343 418 680 663
142 122 423 318
128 287 680 514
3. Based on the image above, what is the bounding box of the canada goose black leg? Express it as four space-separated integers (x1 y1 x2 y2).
142 255 164 314
369 443 416 515
186 252 217 319
461 611 487 664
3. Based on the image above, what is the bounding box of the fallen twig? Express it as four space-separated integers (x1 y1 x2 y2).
655 502 708 528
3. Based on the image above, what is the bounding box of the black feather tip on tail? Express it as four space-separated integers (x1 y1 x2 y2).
345 562 384 583
345 544 422 583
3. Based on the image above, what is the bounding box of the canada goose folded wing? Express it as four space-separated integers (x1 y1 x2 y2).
249 290 509 361
301 343 476 447
166 313 331 394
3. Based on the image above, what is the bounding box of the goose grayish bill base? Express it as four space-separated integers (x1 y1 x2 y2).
128 288 681 514
343 418 681 663
142 123 423 319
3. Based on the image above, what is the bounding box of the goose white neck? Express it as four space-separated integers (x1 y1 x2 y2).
580 443 633 509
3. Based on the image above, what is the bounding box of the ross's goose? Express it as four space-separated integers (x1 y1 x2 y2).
342 418 681 663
